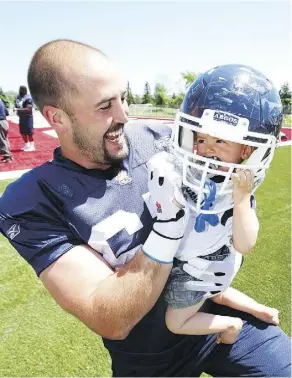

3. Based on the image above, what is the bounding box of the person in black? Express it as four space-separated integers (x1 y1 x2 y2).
0 98 12 163
14 85 35 151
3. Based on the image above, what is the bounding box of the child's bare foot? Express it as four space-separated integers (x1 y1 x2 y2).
216 318 243 344
252 304 279 325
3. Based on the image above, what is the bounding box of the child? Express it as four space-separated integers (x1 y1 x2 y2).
164 132 279 344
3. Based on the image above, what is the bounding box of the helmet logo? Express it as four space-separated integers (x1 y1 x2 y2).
213 111 239 126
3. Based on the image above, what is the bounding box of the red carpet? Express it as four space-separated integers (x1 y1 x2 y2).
282 128 291 140
0 121 59 172
0 120 291 173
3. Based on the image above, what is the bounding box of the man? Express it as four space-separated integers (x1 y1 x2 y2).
0 40 290 377
14 85 35 151
0 98 12 163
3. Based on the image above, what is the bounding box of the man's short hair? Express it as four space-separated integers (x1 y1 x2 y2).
27 39 106 113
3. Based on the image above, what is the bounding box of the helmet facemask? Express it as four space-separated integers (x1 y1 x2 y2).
171 110 277 214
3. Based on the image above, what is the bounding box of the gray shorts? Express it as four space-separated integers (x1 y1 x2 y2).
164 246 230 309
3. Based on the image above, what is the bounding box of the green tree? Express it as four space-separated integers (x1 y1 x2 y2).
133 94 142 104
181 71 199 89
169 92 185 108
153 83 168 106
142 81 152 104
126 81 135 105
0 87 10 108
279 82 291 104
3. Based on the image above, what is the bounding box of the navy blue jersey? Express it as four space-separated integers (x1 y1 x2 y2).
16 94 33 122
0 121 198 365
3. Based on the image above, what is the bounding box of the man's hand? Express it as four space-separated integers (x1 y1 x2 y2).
142 152 189 264
182 250 242 293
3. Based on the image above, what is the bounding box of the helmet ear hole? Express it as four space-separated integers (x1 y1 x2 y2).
179 126 194 153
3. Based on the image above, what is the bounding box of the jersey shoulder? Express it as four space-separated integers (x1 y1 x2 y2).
0 161 95 216
125 120 172 162
0 164 58 216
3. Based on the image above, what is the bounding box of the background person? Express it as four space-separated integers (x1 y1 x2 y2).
15 85 35 151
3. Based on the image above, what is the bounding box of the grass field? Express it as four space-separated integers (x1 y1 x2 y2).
0 146 291 377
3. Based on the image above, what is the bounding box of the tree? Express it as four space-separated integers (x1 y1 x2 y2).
169 92 185 108
153 83 168 106
126 81 135 105
0 87 11 108
142 81 152 104
133 94 142 104
181 71 199 89
279 82 291 104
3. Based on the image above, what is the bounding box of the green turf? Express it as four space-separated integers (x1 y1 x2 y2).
232 146 291 335
0 179 15 193
284 114 291 127
0 147 291 376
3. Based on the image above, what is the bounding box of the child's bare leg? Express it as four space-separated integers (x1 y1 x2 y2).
212 287 279 325
165 302 243 344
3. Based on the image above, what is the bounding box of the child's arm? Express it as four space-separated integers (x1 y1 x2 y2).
231 169 259 254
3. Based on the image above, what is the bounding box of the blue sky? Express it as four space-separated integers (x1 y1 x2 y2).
1 0 291 95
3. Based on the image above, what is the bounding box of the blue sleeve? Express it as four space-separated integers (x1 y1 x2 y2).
0 207 82 276
0 179 82 276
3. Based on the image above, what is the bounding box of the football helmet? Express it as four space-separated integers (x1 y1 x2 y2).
171 64 283 214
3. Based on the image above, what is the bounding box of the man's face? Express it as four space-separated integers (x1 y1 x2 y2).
62 52 129 166
19 87 26 97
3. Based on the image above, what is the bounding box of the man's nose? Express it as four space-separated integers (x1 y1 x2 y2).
113 99 129 124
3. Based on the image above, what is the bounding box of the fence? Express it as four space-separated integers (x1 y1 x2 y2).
129 104 177 118
129 103 292 119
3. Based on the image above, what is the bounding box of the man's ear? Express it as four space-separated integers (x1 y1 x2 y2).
241 145 255 160
43 105 70 134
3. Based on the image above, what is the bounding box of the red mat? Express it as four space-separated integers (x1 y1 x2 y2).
0 122 59 172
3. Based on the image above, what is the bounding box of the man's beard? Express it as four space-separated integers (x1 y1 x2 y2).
70 115 129 166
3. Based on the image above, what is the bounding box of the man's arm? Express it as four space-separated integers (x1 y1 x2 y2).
14 104 32 113
40 152 188 340
40 245 172 340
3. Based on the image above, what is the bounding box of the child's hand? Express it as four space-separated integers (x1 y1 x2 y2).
231 169 254 206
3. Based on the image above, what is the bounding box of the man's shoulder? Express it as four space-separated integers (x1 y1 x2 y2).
0 163 52 212
125 119 172 139
125 119 173 157
0 160 76 214
23 95 33 104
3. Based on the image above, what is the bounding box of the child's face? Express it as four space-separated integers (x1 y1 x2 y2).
194 132 252 172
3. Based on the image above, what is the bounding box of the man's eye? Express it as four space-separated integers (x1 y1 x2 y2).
216 140 225 144
197 139 205 144
100 103 111 110
121 97 126 103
